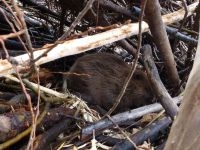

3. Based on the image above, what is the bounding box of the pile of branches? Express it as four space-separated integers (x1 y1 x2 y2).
0 0 199 149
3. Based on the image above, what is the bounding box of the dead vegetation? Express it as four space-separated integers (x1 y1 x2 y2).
0 0 199 150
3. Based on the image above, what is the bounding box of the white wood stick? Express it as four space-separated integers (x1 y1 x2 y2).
0 2 198 75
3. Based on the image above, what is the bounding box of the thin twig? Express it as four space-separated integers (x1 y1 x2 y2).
102 0 148 117
0 1 29 53
11 1 37 149
0 30 25 40
59 0 96 40
178 0 188 32
0 103 50 150
107 115 138 149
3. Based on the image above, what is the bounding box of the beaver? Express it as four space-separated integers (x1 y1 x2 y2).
66 53 154 113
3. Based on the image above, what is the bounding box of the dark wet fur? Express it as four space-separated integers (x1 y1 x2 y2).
66 53 154 112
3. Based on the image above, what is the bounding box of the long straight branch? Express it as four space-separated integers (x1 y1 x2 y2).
0 2 198 75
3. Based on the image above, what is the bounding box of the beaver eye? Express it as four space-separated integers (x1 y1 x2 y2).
134 74 143 80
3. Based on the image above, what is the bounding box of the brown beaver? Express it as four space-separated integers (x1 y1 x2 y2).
66 53 154 112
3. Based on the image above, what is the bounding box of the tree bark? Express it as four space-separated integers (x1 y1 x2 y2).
145 0 180 87
164 25 200 150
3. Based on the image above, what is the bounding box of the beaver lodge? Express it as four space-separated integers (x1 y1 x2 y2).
0 0 199 149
